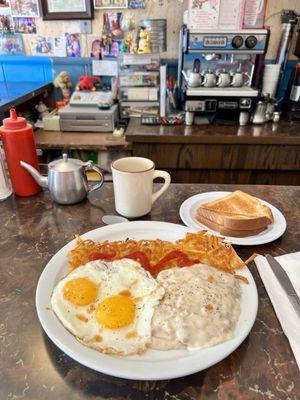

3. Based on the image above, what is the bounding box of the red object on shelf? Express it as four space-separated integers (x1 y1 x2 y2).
76 75 101 91
0 108 41 197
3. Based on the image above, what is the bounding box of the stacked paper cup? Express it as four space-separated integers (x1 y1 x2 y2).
262 64 281 97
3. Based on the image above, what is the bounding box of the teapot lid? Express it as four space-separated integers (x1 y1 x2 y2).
49 153 83 172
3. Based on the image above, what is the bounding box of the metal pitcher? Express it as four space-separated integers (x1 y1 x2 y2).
202 70 217 87
20 153 104 205
182 58 202 88
216 70 231 88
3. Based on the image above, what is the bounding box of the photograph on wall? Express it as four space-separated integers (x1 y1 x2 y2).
0 33 24 55
30 35 53 55
13 17 36 33
101 39 119 57
65 33 81 57
53 36 67 56
10 0 40 17
0 8 14 32
46 0 87 13
88 35 102 59
0 0 10 9
94 0 127 9
103 12 124 40
128 0 145 9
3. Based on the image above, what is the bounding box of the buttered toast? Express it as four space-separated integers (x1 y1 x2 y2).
195 191 273 237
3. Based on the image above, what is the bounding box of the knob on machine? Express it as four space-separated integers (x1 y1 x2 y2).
245 36 258 49
232 35 244 48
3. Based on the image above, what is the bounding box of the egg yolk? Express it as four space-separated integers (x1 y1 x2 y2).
95 296 135 329
63 278 98 307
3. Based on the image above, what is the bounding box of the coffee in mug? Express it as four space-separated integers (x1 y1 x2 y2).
111 157 171 218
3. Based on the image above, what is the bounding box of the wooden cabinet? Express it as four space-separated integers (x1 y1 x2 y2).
126 120 300 185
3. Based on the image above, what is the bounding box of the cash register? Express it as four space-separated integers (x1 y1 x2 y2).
59 91 118 132
59 64 119 133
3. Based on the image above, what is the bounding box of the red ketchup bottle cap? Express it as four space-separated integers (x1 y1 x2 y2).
3 108 27 130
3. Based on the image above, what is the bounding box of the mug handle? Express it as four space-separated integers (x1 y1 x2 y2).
152 170 171 204
84 161 104 193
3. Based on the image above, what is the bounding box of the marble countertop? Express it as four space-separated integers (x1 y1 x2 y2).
0 183 299 400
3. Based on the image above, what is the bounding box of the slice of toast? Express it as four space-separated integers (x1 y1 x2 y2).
196 191 273 233
195 212 267 238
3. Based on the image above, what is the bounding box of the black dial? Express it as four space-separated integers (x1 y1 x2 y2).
232 35 243 49
245 36 258 49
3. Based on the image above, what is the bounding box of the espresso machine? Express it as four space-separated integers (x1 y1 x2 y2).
178 26 270 124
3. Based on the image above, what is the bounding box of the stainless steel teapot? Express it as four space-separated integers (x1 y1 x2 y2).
20 153 104 205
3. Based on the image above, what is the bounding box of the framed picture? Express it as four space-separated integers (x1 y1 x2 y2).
65 33 81 57
0 1 10 9
128 0 145 9
10 0 40 17
0 8 14 32
0 33 24 55
40 0 93 20
30 34 53 55
94 0 127 9
14 17 37 33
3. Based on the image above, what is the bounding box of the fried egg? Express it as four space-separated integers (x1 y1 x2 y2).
51 259 164 355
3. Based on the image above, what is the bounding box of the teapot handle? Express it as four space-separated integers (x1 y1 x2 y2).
84 161 104 192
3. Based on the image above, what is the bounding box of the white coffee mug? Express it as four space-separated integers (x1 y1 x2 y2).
111 157 171 218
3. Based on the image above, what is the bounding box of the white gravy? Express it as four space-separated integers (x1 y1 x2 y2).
150 264 241 351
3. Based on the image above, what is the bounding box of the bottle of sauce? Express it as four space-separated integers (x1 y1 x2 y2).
0 108 41 196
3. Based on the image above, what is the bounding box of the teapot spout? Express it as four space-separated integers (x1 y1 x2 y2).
20 160 48 188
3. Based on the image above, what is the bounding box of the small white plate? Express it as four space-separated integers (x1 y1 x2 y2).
180 191 287 246
36 221 258 380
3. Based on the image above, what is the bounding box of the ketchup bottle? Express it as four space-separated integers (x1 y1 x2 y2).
0 108 41 196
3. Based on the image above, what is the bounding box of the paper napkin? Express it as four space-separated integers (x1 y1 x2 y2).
255 253 300 370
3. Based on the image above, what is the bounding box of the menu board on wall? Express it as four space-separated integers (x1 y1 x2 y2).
243 0 266 28
218 0 245 30
188 0 245 31
188 0 220 31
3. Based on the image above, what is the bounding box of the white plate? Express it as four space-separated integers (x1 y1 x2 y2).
180 191 287 246
36 221 258 380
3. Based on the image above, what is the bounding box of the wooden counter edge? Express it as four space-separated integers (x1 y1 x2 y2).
125 133 300 145
34 129 131 151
